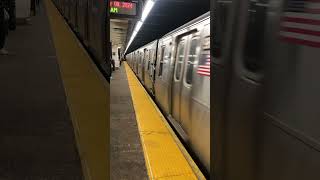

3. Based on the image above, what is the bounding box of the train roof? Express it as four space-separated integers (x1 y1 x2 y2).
161 11 210 39
127 11 210 55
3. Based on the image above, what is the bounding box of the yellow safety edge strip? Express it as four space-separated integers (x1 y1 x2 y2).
45 1 109 180
124 63 206 180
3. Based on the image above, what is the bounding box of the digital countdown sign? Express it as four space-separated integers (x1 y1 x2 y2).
110 1 137 17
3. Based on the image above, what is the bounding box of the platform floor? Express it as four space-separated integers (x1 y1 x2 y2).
45 0 109 179
0 2 83 179
122 63 205 179
110 65 148 179
0 0 109 179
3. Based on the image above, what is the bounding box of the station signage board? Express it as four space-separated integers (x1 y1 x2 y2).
110 1 138 17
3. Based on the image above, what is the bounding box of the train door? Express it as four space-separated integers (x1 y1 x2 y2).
172 36 188 124
84 0 89 44
136 52 139 74
133 52 136 73
154 38 173 115
142 48 148 83
135 51 139 76
144 48 153 93
138 51 143 79
180 33 201 135
211 0 236 178
149 48 156 94
154 42 166 102
216 0 267 180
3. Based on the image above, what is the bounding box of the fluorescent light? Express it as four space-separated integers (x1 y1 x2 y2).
131 30 138 39
141 0 155 21
124 0 156 54
134 21 143 33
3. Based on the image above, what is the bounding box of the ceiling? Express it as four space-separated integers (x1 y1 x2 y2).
126 0 210 53
110 18 129 49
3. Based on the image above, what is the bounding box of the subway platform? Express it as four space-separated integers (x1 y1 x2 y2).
110 63 205 179
0 1 108 179
0 0 205 179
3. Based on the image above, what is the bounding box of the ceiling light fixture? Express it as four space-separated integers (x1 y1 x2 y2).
124 0 155 54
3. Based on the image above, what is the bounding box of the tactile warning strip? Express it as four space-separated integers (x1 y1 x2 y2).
124 63 205 180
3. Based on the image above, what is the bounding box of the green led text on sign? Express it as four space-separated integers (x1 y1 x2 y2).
110 7 119 13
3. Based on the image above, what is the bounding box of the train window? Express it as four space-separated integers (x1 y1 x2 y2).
186 37 199 85
140 52 142 65
175 40 185 81
149 50 153 62
145 49 148 71
212 0 232 59
144 50 148 61
158 46 165 77
148 50 152 70
243 0 267 73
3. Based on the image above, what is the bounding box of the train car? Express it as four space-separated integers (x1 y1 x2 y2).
69 0 77 30
211 0 320 180
155 12 210 171
133 40 158 93
64 0 71 21
260 0 320 179
126 12 210 172
53 0 109 78
76 0 89 44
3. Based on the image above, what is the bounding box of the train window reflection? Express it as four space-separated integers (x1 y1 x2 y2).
175 40 185 81
186 37 199 85
159 46 165 76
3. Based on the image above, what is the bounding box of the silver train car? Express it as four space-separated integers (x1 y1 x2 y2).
212 0 320 180
126 12 210 172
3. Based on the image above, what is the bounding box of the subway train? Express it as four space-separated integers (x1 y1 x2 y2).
126 12 211 173
52 0 110 76
52 0 320 179
128 0 320 179
211 0 320 180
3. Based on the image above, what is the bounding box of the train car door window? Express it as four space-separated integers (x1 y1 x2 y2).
144 49 148 71
243 0 268 73
159 46 166 77
185 37 200 85
212 0 232 61
148 50 152 70
175 40 186 81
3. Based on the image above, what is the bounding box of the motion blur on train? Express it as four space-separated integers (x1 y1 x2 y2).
51 0 320 179
210 0 320 180
126 12 210 172
127 0 320 179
